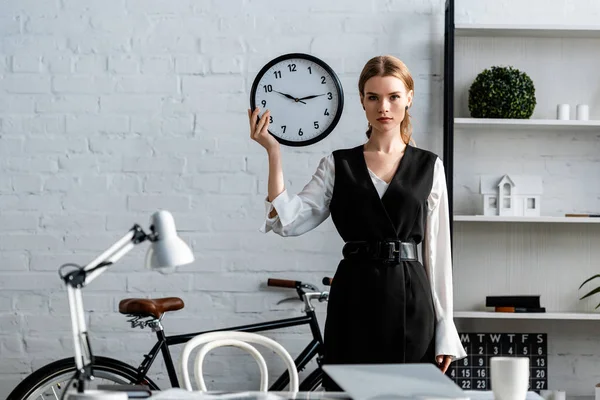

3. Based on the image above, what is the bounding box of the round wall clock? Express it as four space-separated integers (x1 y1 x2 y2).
250 53 344 147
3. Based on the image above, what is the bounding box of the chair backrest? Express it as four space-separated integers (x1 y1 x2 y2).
194 339 269 391
180 331 300 393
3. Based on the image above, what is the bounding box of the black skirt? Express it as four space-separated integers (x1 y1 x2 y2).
322 258 436 390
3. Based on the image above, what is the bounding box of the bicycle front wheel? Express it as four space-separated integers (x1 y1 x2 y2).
7 356 160 400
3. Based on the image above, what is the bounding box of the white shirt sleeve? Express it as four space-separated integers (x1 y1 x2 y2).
423 157 467 361
259 154 334 237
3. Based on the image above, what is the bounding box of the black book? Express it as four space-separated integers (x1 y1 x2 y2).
486 295 541 308
495 306 546 313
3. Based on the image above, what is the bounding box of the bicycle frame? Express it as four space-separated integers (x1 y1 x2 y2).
128 308 325 391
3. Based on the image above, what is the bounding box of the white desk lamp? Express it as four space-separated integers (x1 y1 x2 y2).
61 210 194 400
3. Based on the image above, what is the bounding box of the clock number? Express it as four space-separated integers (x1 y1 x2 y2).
269 116 273 123
321 76 326 84
327 92 332 100
273 71 282 79
307 66 312 74
263 84 273 93
287 64 297 72
261 100 266 107
281 125 286 133
324 108 330 116
298 128 303 136
314 121 319 129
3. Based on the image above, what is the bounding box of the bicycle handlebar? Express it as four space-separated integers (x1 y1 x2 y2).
267 278 330 310
267 278 300 289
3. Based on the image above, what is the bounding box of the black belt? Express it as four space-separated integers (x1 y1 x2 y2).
342 240 418 262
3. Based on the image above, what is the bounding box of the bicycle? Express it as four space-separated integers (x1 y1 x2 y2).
7 277 332 400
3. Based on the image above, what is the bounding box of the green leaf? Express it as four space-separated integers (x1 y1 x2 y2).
579 274 600 289
579 286 600 300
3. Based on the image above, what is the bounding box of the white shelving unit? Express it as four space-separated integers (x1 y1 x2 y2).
454 117 600 131
455 23 600 38
454 215 600 223
449 19 600 397
455 311 600 320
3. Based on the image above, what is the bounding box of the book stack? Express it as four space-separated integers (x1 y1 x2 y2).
486 295 546 313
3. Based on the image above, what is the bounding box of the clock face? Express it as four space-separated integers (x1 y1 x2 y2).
250 53 344 147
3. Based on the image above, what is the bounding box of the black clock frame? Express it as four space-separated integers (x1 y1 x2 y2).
249 53 344 147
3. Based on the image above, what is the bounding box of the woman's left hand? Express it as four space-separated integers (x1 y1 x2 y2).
436 355 452 374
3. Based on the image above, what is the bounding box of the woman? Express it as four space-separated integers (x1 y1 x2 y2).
247 55 466 389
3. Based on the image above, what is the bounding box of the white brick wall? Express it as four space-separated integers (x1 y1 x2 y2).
1 0 599 398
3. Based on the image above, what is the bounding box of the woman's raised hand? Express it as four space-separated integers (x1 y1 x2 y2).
248 108 279 153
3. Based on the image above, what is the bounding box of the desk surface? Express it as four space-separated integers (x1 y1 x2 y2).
149 389 544 400
464 391 543 400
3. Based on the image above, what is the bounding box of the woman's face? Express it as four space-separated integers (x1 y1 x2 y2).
361 75 413 135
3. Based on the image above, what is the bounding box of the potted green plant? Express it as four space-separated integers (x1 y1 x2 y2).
579 274 600 308
468 65 537 119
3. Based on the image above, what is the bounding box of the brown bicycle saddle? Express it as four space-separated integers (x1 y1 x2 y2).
118 297 184 319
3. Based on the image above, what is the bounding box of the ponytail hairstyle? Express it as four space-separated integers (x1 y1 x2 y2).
358 55 415 145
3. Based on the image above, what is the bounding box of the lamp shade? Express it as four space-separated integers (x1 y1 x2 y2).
145 210 194 272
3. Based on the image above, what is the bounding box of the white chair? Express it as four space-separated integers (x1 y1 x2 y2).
180 331 300 393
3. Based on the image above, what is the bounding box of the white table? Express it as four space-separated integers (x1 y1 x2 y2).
149 389 544 399
464 391 543 400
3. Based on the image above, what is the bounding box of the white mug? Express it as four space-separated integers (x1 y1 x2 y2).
576 104 589 121
490 357 530 400
557 104 570 120
552 390 566 400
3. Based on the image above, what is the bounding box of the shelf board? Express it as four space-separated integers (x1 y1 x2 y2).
455 311 600 320
455 24 600 38
454 118 600 131
454 215 600 223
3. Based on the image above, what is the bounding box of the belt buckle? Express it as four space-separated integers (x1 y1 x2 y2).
388 241 401 261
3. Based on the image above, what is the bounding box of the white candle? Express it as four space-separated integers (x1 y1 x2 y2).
576 104 589 121
557 104 570 120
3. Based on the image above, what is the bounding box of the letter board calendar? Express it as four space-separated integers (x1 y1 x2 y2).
445 332 548 392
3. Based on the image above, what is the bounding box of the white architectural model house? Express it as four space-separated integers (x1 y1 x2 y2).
480 175 543 217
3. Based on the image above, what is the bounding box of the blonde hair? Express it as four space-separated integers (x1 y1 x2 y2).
358 55 415 145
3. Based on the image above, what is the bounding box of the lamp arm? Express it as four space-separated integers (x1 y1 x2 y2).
62 224 151 393
83 224 150 285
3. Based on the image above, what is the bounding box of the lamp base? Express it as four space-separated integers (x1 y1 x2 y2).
66 390 128 400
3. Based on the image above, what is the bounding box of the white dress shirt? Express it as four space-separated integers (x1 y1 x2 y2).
260 153 467 361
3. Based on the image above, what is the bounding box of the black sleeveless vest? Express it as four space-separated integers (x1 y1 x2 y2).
329 144 437 244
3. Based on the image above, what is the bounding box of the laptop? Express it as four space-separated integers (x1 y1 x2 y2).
322 363 469 400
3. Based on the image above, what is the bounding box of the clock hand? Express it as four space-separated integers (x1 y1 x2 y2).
273 90 307 104
297 94 326 101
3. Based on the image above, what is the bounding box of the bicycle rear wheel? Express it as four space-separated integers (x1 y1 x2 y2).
7 356 159 400
299 368 324 391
